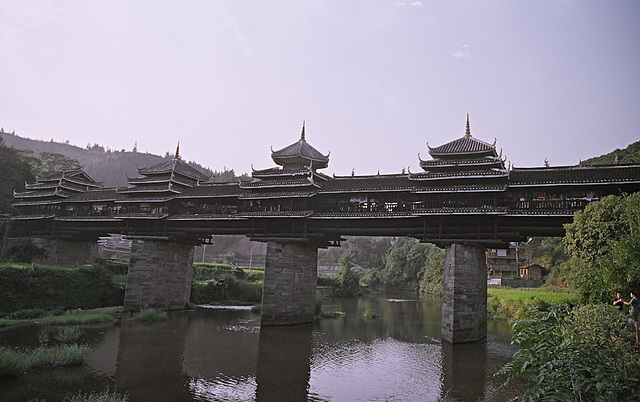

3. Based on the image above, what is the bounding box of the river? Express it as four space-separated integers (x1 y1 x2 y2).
0 295 526 401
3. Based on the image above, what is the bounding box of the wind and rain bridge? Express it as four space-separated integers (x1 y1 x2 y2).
6 117 640 343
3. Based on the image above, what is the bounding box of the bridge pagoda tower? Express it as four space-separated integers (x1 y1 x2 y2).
248 122 331 326
419 115 506 342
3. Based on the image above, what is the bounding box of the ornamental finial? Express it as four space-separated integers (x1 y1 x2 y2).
300 120 306 141
175 141 181 159
464 114 471 137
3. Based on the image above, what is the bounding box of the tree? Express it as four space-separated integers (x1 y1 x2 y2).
418 246 445 296
563 193 640 302
0 136 34 213
334 252 362 296
379 238 439 291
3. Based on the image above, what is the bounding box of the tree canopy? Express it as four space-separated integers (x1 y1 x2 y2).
0 136 34 214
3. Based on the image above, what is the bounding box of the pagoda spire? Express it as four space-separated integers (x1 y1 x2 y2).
300 120 306 141
175 141 181 160
464 114 471 137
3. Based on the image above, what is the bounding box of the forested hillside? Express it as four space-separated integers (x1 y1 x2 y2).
0 130 246 187
580 140 640 165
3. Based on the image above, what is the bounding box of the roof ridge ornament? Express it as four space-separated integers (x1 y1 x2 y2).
300 120 306 141
464 114 471 137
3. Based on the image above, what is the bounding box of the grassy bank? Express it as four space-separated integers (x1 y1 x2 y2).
0 343 91 377
488 287 579 322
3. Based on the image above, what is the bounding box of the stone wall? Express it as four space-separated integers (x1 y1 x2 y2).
261 241 318 325
441 243 487 343
124 239 194 311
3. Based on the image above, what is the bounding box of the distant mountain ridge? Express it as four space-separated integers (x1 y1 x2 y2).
0 130 242 188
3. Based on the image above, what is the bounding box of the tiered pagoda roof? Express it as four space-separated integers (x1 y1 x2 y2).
411 115 507 181
13 169 101 207
241 122 330 196
118 144 211 200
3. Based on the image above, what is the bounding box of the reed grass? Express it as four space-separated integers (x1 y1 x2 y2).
0 343 91 377
487 287 579 322
62 388 129 402
129 308 167 322
40 313 114 325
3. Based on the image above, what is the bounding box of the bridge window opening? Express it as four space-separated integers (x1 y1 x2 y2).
384 202 398 212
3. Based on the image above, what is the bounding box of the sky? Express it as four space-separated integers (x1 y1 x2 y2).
1 1 639 176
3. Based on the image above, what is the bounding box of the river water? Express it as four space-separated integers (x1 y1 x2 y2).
0 295 526 401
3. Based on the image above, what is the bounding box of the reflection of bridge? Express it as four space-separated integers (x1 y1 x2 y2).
6 117 640 342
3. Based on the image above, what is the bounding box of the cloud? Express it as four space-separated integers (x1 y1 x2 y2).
452 45 471 59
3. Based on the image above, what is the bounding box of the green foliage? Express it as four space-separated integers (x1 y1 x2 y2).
191 269 262 304
0 264 123 316
581 140 640 165
334 253 363 296
487 288 579 323
4 240 48 263
520 237 569 269
129 308 167 322
563 193 640 303
0 343 91 377
0 134 35 213
379 238 440 291
40 312 114 325
496 304 640 401
419 246 445 296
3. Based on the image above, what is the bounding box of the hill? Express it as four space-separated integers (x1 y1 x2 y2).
580 140 640 166
0 130 244 187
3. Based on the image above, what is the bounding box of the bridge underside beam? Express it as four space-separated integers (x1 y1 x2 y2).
261 241 318 326
124 238 194 311
441 243 487 343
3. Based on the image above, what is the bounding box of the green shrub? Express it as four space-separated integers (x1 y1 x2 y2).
129 309 167 322
496 304 640 401
0 264 123 315
0 343 91 377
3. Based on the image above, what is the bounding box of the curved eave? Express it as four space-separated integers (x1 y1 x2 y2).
239 182 321 190
115 198 175 203
409 172 508 181
310 213 415 219
118 188 181 194
238 192 316 200
318 187 415 194
10 214 56 221
12 200 63 206
56 217 123 222
168 215 247 221
115 214 169 220
508 180 640 187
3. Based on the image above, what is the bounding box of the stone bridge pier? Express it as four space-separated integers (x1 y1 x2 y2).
441 243 487 343
260 241 319 326
123 237 194 311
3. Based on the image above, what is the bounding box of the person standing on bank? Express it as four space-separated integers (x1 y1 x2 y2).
624 291 638 323
613 291 625 313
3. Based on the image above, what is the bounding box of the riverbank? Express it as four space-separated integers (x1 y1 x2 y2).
488 287 579 322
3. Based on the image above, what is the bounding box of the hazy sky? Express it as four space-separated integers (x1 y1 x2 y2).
1 1 639 176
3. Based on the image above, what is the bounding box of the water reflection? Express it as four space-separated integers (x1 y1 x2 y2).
256 324 314 401
0 296 524 401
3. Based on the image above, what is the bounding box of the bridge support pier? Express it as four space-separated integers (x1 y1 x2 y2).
441 243 487 343
261 241 318 326
124 239 194 311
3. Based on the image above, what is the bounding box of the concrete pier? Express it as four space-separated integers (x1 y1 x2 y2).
124 239 194 311
441 243 487 343
261 241 319 326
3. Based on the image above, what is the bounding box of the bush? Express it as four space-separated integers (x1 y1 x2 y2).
496 304 640 401
0 343 91 377
129 308 167 322
0 264 123 315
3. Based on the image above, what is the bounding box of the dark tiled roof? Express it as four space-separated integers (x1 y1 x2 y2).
180 183 245 198
137 158 210 181
509 164 640 186
409 170 508 181
320 175 415 193
428 135 497 157
68 189 124 202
